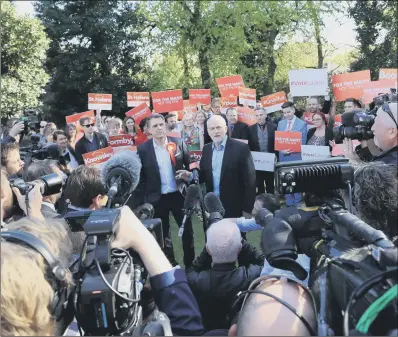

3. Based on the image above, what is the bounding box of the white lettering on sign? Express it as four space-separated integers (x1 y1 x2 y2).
85 152 112 164
251 152 275 172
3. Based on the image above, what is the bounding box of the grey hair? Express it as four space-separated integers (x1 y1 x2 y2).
377 102 398 129
24 159 60 182
206 219 242 264
353 162 398 238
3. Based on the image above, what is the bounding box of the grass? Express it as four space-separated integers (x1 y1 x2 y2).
170 214 262 267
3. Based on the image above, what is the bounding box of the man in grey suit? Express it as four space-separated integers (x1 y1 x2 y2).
277 102 308 206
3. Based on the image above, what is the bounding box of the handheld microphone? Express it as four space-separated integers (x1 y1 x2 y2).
204 192 225 227
102 150 142 206
189 162 200 184
178 184 200 237
133 203 155 220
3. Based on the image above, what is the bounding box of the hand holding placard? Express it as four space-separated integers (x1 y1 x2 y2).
274 131 302 152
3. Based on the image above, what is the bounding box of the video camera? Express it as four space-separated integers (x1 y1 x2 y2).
64 207 167 336
333 90 397 141
261 158 398 335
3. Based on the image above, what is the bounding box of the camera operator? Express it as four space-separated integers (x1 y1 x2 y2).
24 159 64 219
111 206 205 336
1 143 24 178
186 219 264 332
1 118 25 144
64 166 108 212
225 276 317 336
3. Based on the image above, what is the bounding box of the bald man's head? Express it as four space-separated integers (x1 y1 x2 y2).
371 102 398 151
306 97 320 113
206 219 242 264
207 115 228 145
231 278 317 336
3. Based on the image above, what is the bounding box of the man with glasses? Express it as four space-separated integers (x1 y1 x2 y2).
75 116 108 165
371 102 398 164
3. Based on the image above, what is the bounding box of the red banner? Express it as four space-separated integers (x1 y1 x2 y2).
237 106 256 126
125 103 151 124
332 70 371 101
82 147 114 168
361 80 398 104
151 89 184 113
216 75 245 97
189 89 211 105
65 110 95 133
260 91 287 113
274 131 302 152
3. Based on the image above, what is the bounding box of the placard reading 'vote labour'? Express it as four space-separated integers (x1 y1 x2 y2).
274 131 302 152
189 89 211 105
301 145 330 161
125 103 151 124
216 75 245 97
289 69 329 97
127 92 150 107
88 93 112 110
251 152 276 172
151 89 184 113
82 147 114 169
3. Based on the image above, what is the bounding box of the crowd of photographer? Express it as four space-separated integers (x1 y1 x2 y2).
0 86 397 336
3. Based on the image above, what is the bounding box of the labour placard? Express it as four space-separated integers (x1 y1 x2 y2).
301 145 330 161
332 70 371 101
239 87 256 107
127 92 150 107
189 89 211 105
216 75 245 97
289 69 329 97
82 147 114 169
151 89 184 113
125 103 152 124
261 91 287 113
88 93 112 110
274 131 302 152
251 152 276 172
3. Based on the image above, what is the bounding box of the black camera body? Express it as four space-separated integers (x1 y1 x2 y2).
64 208 166 336
9 173 63 197
264 159 398 335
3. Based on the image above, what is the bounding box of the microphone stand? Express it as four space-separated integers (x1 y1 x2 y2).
193 172 208 237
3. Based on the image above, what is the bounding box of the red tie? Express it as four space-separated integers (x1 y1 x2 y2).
288 120 291 131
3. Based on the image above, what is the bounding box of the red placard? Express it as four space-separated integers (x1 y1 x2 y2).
216 75 245 97
108 135 134 148
302 112 314 126
237 106 256 126
261 91 287 113
332 70 371 101
151 89 183 113
189 89 211 105
361 80 398 104
183 100 197 113
189 150 202 164
125 103 151 124
379 68 398 82
127 92 150 107
239 87 256 106
274 131 302 152
334 114 342 127
65 110 95 133
82 147 114 168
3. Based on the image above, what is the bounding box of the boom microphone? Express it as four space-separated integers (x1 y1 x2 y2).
178 184 200 237
102 150 142 205
204 192 225 226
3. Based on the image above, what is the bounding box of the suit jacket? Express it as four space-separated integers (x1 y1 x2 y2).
75 132 108 165
229 121 249 140
137 137 190 204
204 114 228 144
199 137 256 217
248 122 277 153
277 117 308 162
306 127 334 148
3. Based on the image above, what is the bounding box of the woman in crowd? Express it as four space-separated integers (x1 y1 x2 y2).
43 124 56 146
64 123 77 148
306 112 333 149
106 118 123 137
123 116 137 138
195 111 206 138
182 113 203 151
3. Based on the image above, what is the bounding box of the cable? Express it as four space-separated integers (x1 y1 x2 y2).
355 284 398 334
343 267 398 336
94 258 139 303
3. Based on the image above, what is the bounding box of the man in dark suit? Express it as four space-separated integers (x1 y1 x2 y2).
248 108 277 194
137 114 195 267
75 116 108 165
199 115 256 218
226 107 249 140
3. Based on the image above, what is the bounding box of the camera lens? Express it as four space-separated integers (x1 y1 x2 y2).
285 173 294 184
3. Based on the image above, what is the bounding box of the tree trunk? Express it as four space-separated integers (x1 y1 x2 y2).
198 46 212 89
182 39 190 97
263 29 279 95
308 1 324 68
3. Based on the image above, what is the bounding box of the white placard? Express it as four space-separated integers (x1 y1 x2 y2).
289 69 329 97
251 152 276 172
301 145 330 161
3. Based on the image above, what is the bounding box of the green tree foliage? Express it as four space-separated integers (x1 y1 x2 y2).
35 0 148 125
349 0 397 79
1 1 49 117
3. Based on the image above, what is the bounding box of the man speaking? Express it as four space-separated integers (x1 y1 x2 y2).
198 115 256 219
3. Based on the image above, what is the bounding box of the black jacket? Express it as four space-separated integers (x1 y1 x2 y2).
248 122 277 153
137 137 190 205
229 121 249 140
199 138 256 217
74 132 108 165
204 114 228 144
186 242 264 331
373 146 398 165
306 127 334 148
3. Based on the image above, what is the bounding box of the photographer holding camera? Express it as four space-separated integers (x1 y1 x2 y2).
1 143 24 178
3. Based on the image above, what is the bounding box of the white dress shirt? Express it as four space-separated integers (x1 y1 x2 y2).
153 139 178 194
62 147 79 169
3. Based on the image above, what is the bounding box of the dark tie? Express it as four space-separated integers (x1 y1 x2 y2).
229 124 235 137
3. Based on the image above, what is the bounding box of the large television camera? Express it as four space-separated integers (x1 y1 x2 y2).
64 207 168 336
260 158 397 335
333 90 397 141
